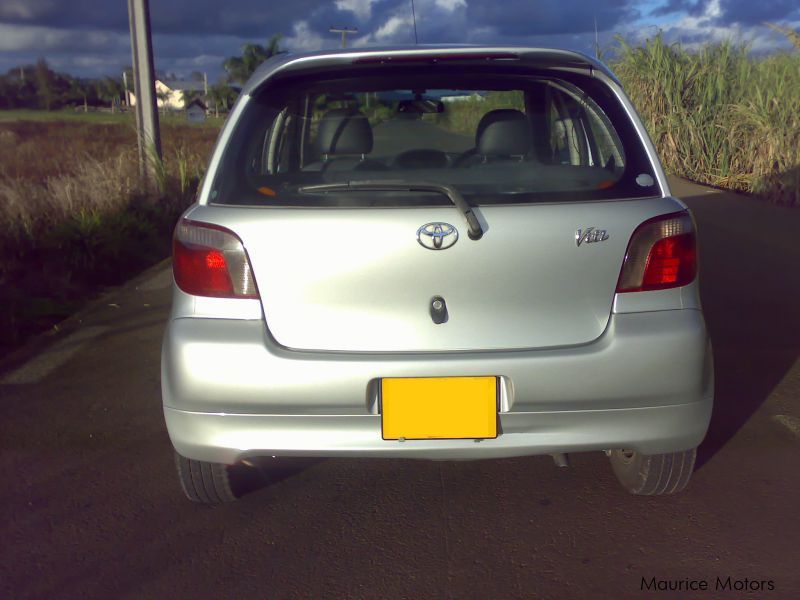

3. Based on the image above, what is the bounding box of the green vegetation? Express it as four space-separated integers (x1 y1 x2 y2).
432 91 525 136
0 120 218 354
0 59 240 119
1 31 798 353
0 59 126 111
0 108 225 126
612 33 800 206
0 34 292 353
223 34 284 84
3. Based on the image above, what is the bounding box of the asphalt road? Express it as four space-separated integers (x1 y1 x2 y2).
2 178 799 599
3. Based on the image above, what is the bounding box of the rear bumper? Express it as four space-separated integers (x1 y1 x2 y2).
162 309 714 463
165 400 712 463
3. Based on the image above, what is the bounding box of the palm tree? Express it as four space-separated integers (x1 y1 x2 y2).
223 34 284 84
95 76 124 112
206 83 237 117
156 89 171 114
69 78 90 112
181 89 201 109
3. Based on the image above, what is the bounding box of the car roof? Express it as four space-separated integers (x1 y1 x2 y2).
242 45 620 95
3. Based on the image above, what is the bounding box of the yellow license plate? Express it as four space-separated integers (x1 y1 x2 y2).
381 377 498 440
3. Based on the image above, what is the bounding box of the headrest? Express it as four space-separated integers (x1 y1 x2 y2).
476 109 531 157
317 109 373 156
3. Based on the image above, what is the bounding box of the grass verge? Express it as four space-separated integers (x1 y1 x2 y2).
0 119 217 356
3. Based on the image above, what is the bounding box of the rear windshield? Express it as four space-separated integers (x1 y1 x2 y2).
210 66 661 206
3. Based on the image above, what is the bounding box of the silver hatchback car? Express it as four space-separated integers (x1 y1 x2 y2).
162 46 713 503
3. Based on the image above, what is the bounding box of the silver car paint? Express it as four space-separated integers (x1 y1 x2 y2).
182 196 690 352
163 45 713 464
162 309 713 462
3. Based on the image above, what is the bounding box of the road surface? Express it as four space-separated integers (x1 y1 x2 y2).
2 178 799 598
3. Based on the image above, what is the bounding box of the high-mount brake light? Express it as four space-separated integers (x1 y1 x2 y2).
616 212 697 293
172 219 259 299
353 52 519 64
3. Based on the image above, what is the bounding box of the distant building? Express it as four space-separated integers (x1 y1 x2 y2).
186 99 207 123
129 79 206 111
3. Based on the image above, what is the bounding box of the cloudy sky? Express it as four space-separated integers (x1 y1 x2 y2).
0 0 798 80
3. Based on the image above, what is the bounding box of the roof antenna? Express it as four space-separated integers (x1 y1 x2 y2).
594 13 599 59
411 0 419 44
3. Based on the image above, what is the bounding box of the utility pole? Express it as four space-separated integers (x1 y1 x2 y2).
128 0 161 187
122 70 130 108
329 27 358 48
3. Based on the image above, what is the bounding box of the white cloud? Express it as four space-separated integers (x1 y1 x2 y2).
0 23 118 52
335 0 375 21
0 0 55 20
433 0 466 12
359 0 468 45
374 14 414 41
284 20 327 52
171 55 227 69
622 0 799 54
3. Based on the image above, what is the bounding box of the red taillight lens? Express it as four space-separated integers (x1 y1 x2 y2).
173 219 259 299
617 212 697 293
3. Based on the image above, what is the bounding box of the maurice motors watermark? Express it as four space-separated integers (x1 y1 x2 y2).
641 577 776 592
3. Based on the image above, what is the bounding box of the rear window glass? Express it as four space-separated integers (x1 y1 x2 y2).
209 67 660 206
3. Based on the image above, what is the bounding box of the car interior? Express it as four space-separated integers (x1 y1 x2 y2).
209 72 661 206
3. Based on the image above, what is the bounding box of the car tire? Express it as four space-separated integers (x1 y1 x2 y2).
174 452 237 504
609 448 696 495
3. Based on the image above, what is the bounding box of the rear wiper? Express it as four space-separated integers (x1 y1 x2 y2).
298 180 484 240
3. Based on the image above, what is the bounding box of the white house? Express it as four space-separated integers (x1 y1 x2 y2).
128 79 206 111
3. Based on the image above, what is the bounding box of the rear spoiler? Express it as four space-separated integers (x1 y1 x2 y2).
244 47 617 96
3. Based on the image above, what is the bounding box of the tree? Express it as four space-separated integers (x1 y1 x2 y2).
181 89 202 109
95 76 124 112
223 34 284 84
69 78 90 112
156 88 171 113
206 83 237 117
1 65 46 108
35 59 56 110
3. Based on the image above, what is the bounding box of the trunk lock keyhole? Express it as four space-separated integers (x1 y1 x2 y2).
430 296 448 324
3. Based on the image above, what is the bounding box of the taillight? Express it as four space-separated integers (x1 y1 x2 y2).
173 219 259 298
616 212 697 293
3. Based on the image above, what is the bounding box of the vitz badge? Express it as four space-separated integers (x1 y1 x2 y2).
575 227 609 247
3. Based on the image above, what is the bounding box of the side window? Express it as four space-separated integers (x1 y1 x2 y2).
548 87 589 166
261 105 304 174
547 85 625 170
584 105 625 171
261 108 287 174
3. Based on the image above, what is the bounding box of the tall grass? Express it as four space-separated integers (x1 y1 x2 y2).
612 34 800 205
0 120 216 353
